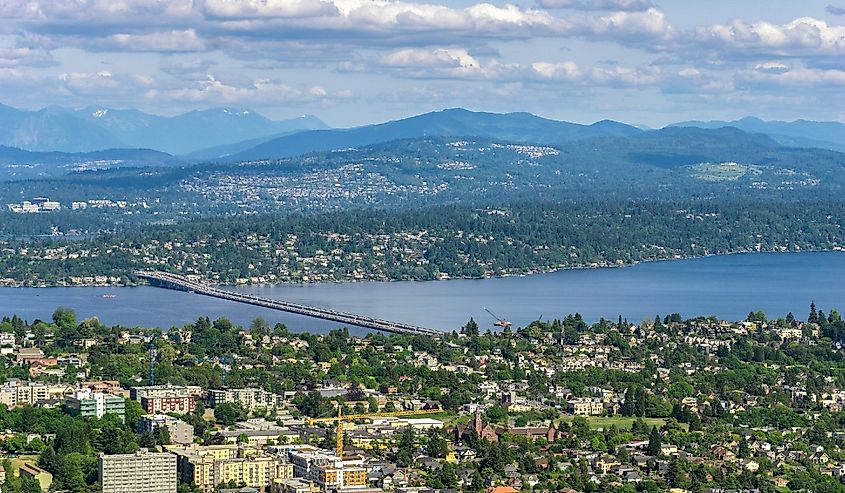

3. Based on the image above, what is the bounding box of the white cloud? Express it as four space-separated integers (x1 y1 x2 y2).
754 61 790 74
101 30 207 53
0 44 56 68
57 71 156 95
165 75 351 104
738 66 845 89
530 61 582 81
693 17 845 57
536 0 654 12
381 48 480 69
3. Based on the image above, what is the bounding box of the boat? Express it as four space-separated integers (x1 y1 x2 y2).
101 294 117 299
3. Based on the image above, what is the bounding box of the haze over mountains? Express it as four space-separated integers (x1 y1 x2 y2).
0 103 844 170
669 117 845 153
0 103 327 155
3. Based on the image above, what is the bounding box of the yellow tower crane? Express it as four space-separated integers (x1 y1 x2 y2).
307 407 439 458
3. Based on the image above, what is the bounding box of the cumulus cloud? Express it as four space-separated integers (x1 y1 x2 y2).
3 0 675 54
536 0 654 12
738 66 845 89
0 44 56 68
754 61 791 74
99 30 208 53
532 61 660 86
374 47 662 88
693 17 845 57
164 75 352 104
57 71 156 96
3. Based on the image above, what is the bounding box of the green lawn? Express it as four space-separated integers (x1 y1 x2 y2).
558 416 671 430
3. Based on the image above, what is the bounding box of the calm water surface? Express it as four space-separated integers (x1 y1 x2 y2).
1 252 843 334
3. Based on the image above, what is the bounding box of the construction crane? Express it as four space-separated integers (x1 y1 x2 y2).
307 407 439 458
484 307 512 328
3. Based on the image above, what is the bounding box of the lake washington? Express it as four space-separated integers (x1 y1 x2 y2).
1 252 843 334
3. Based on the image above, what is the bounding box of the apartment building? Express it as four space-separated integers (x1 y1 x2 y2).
170 444 292 492
139 414 195 445
65 388 125 421
208 388 286 412
130 384 203 414
0 381 71 407
99 449 177 493
285 446 368 492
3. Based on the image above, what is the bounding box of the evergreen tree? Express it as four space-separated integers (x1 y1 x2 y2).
646 426 662 456
738 437 749 458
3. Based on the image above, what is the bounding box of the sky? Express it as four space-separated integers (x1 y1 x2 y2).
1 0 844 127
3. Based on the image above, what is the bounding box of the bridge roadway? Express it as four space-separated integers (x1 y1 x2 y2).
135 270 443 337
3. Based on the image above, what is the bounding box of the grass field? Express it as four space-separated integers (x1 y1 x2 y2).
558 416 670 430
690 162 761 181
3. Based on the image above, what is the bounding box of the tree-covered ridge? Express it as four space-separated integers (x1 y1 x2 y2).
2 129 845 236
0 199 842 285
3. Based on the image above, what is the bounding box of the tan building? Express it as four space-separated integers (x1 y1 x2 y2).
170 444 292 492
0 381 71 408
208 388 286 412
286 446 368 492
272 478 321 493
99 449 177 493
19 462 53 491
568 397 605 416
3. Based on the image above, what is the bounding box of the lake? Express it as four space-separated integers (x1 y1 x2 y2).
1 252 843 334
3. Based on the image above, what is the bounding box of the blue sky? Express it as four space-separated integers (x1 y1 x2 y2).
1 0 844 127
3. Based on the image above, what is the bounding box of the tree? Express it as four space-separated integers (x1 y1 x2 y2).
462 318 479 336
395 426 415 467
425 427 448 458
646 426 661 456
214 403 245 426
738 437 749 458
125 399 145 428
52 307 77 329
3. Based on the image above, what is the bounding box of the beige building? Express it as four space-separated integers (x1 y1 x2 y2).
272 478 321 493
286 446 368 492
0 381 71 408
170 444 292 492
568 397 605 416
99 449 177 493
208 388 286 412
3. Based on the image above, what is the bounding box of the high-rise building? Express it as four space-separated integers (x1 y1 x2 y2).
99 449 177 493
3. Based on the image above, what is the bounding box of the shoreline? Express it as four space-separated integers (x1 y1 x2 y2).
2 248 842 289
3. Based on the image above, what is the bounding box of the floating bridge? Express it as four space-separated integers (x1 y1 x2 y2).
135 270 443 337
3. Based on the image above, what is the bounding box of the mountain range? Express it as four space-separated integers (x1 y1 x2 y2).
0 104 327 155
0 146 184 180
669 117 845 152
0 102 844 168
223 108 643 162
